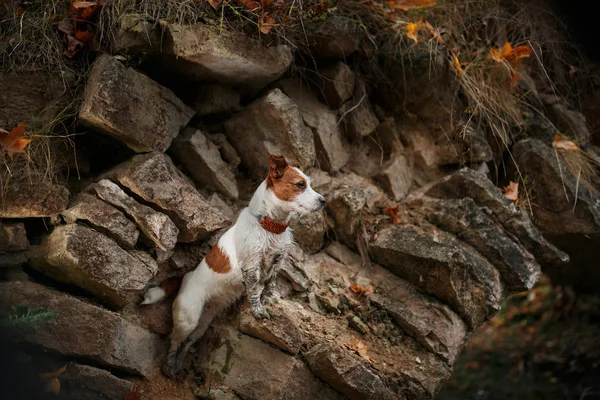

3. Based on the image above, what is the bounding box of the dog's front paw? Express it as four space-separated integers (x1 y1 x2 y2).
252 304 271 320
262 292 280 306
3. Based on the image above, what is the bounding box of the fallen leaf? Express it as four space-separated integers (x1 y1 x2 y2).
74 26 94 43
423 21 443 44
384 205 400 224
39 363 71 395
553 135 579 151
0 123 31 160
234 0 261 11
389 0 436 11
345 338 376 363
206 0 222 9
452 53 463 76
350 283 374 294
405 21 421 43
503 181 519 203
259 13 275 34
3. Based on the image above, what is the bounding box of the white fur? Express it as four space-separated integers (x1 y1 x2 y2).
163 164 324 378
141 286 165 305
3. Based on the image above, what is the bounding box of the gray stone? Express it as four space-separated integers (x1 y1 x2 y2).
311 62 355 109
424 167 570 267
203 327 341 400
30 224 158 309
109 152 230 242
326 188 366 248
208 193 236 221
370 224 503 329
348 315 369 335
339 95 379 140
418 197 541 293
60 364 134 400
308 20 359 60
279 257 311 292
305 342 397 400
0 180 69 218
62 193 139 249
163 23 293 91
193 84 241 116
0 222 29 267
93 179 178 252
79 54 193 153
113 14 163 54
0 281 164 376
239 305 305 354
277 79 350 172
290 209 328 254
170 128 239 199
223 89 316 180
206 133 241 169
373 155 412 201
546 103 591 147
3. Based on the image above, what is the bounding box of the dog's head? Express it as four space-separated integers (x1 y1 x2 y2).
265 155 325 215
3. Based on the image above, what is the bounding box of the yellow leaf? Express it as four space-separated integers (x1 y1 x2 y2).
490 42 513 63
344 339 376 363
43 378 61 394
503 181 519 203
552 135 579 151
350 283 374 294
39 362 71 395
406 21 421 43
452 53 463 76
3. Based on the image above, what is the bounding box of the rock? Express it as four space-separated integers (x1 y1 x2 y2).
139 300 173 335
92 179 178 252
61 193 139 249
277 79 350 172
202 327 341 400
0 222 29 267
206 133 241 169
305 342 397 400
339 95 379 140
170 244 205 273
113 14 163 54
79 54 193 153
370 224 503 329
60 364 134 400
108 152 230 242
373 155 412 201
0 180 69 218
546 103 591 147
418 197 541 293
2 266 31 281
30 224 158 309
308 20 359 60
208 193 236 221
424 167 570 267
163 23 293 91
279 256 311 292
326 188 366 248
307 291 323 313
348 315 369 335
0 281 164 376
239 303 305 354
170 128 239 199
316 291 341 314
223 89 316 180
290 209 328 254
311 62 355 109
193 84 241 116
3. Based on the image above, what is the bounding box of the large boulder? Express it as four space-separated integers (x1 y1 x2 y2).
92 179 178 252
326 188 366 249
61 193 139 249
418 197 541 293
223 89 316 180
424 167 569 267
373 155 412 201
310 62 355 109
192 84 241 116
277 79 350 172
238 305 305 354
290 209 329 254
162 23 293 91
0 281 164 376
60 364 134 400
170 128 239 199
370 224 503 329
107 152 230 242
0 222 29 268
0 180 69 218
79 54 194 153
30 224 158 309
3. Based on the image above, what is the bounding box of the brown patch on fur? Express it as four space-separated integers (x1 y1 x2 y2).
160 276 183 298
205 244 232 274
266 155 306 202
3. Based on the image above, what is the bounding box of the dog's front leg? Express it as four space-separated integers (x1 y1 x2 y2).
262 252 289 305
240 254 270 319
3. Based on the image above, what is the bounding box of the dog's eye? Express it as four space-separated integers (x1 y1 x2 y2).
296 181 306 189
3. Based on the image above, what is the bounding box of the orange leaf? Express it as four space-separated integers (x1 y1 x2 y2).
384 205 400 225
350 283 374 294
234 0 261 11
423 21 443 44
552 135 579 151
503 181 519 203
206 0 222 9
490 42 513 63
452 53 463 76
512 45 532 60
345 339 376 363
259 13 275 34
0 123 32 160
405 21 421 43
39 363 71 395
74 26 94 43
390 0 436 11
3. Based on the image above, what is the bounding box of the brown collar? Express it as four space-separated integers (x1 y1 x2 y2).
259 216 289 234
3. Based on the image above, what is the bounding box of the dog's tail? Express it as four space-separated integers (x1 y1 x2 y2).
141 276 183 305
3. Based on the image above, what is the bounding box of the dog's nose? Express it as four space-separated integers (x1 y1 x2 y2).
319 196 326 206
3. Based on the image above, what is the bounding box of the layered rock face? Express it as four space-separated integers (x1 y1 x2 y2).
3 17 593 400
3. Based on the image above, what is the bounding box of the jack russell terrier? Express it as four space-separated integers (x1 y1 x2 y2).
142 155 326 378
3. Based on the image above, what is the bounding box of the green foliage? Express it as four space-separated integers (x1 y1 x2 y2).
0 305 59 332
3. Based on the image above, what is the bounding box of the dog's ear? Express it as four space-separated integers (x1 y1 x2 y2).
269 155 288 179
